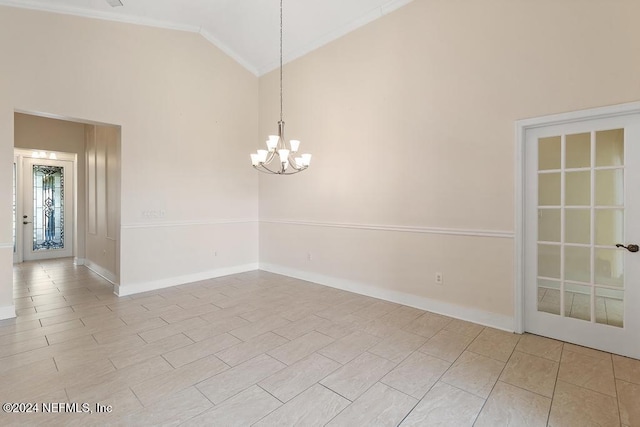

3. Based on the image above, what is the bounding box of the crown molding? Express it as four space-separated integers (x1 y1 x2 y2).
1 0 415 78
0 0 258 76
199 29 259 77
257 0 415 75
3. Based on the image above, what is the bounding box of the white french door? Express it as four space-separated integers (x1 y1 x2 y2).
20 157 74 261
524 109 640 359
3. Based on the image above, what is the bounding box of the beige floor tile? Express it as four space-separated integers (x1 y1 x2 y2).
613 354 640 385
315 322 355 340
259 353 341 402
443 318 484 337
563 343 611 360
0 319 41 336
441 351 505 398
197 354 286 404
267 331 334 365
558 347 616 397
327 382 417 427
254 383 350 427
137 317 208 343
402 312 452 339
466 328 520 362
162 332 239 368
352 301 401 320
381 351 450 399
475 381 551 427
215 331 289 367
548 381 620 427
272 315 332 340
617 379 640 427
109 333 193 369
183 315 250 342
318 330 380 364
418 328 475 362
65 388 144 427
123 386 213 427
66 355 174 403
368 330 427 363
228 314 291 341
185 385 281 426
500 351 558 398
399 381 484 426
159 303 220 324
132 354 229 405
515 333 563 362
0 335 48 358
321 352 397 401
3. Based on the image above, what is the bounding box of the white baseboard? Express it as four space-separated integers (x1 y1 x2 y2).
260 263 516 332
74 257 85 266
115 263 259 297
84 259 118 286
0 305 16 321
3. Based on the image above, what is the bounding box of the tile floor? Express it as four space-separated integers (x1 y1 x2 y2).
1 258 639 426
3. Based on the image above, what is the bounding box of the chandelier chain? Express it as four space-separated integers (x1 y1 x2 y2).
280 0 283 122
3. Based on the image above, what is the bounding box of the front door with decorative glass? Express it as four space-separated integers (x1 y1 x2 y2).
22 158 74 261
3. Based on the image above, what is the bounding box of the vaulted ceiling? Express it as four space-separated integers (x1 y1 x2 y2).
0 0 414 75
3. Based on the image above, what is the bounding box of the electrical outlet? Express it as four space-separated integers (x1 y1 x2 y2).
435 272 443 285
307 252 312 261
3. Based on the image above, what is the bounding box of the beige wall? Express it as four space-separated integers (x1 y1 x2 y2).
0 5 259 312
258 0 640 326
84 124 120 281
14 113 87 260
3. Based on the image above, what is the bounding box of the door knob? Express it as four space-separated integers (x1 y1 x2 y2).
616 243 639 253
23 221 32 225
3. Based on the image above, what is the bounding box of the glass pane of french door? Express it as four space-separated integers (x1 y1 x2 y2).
537 129 625 327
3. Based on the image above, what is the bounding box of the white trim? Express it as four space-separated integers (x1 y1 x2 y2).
0 0 415 78
0 305 16 321
514 121 526 334
84 259 117 286
74 257 85 266
0 243 12 249
261 219 514 239
517 101 640 129
0 1 198 32
122 219 257 229
115 263 259 297
260 262 515 332
199 29 259 77
514 100 640 336
13 148 75 161
257 0 416 75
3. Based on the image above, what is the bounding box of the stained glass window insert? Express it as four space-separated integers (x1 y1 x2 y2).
32 165 64 251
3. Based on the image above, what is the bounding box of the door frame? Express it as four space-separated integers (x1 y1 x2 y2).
13 149 77 263
514 100 640 334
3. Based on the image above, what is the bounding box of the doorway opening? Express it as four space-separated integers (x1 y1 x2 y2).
13 111 122 293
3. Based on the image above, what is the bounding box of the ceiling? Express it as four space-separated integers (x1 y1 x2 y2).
0 0 414 75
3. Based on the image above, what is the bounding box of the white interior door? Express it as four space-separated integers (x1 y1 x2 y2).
524 112 640 359
22 157 74 261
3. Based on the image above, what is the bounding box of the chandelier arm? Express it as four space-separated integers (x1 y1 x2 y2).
255 164 282 174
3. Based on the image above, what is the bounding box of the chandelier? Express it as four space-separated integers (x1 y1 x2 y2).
250 0 311 175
